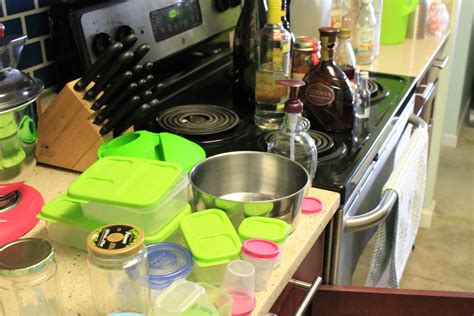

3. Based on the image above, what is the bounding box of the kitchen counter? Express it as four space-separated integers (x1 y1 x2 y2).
24 165 340 315
360 32 450 81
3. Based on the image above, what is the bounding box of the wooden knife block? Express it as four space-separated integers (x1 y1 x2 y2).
36 79 129 172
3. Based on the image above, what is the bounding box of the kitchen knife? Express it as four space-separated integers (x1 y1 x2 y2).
131 43 151 65
84 50 134 101
139 89 153 104
94 82 138 125
142 62 155 75
113 99 160 137
100 95 142 135
120 33 138 51
131 64 143 77
136 74 155 95
91 70 133 111
74 42 123 91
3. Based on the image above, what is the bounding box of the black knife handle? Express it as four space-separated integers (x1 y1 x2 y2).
100 95 142 135
131 43 151 65
94 82 138 124
131 64 143 77
113 99 160 137
84 50 134 101
121 33 138 51
142 62 155 75
91 70 133 111
74 42 123 91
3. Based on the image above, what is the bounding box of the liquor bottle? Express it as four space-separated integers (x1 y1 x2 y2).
254 0 292 131
335 27 356 81
355 0 376 65
281 0 295 50
299 27 354 133
233 0 259 113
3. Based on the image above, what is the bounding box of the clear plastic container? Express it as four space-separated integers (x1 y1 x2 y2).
0 239 63 315
86 224 150 315
241 239 280 292
221 260 256 316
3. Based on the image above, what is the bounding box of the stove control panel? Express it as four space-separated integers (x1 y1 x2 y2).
71 0 240 67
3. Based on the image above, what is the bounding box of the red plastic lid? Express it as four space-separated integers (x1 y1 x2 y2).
301 197 323 214
230 289 256 316
0 24 4 39
241 238 280 260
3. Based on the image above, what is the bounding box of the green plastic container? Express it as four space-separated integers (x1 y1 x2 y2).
68 156 189 234
180 209 242 285
98 131 206 173
238 216 290 244
381 0 418 45
38 194 191 250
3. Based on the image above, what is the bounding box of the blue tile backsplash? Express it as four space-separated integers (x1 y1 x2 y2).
0 0 56 88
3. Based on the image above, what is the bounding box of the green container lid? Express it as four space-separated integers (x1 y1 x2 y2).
145 204 191 244
180 209 242 267
68 156 183 210
238 217 290 244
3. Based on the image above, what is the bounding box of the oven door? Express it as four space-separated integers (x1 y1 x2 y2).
331 110 427 286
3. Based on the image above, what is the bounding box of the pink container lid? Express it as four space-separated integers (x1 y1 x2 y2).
242 238 280 260
301 197 323 214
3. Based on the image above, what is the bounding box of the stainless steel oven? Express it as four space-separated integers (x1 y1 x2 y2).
327 96 428 285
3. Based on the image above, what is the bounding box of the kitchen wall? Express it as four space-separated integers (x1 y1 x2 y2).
0 0 57 89
440 0 473 147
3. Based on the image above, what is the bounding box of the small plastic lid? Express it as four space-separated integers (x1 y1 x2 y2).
238 217 290 244
242 239 280 260
360 70 370 79
301 197 323 214
155 279 206 313
87 224 144 258
146 242 193 290
338 27 351 39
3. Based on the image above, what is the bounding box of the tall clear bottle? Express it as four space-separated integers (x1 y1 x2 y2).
233 0 259 113
356 70 371 119
355 0 376 65
254 0 292 131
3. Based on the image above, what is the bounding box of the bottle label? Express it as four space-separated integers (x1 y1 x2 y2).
305 83 335 106
355 27 374 60
91 225 140 251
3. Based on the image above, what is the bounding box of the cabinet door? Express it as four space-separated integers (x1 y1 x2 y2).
312 285 474 316
269 232 326 315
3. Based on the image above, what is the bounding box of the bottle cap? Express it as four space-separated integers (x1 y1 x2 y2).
276 79 305 114
319 27 339 46
338 27 351 39
295 36 316 51
360 71 370 79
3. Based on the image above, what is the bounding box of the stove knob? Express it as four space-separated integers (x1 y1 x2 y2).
230 0 241 7
215 0 230 12
115 25 135 43
92 32 114 57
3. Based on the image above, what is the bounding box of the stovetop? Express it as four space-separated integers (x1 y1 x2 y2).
138 51 416 203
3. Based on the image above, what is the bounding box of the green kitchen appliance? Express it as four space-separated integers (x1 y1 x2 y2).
381 0 418 44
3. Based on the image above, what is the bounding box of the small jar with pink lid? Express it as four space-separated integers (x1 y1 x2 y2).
241 239 280 291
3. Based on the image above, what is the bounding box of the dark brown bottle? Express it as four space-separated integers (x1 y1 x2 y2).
299 27 354 132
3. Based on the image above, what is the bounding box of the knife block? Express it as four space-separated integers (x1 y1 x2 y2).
36 79 129 172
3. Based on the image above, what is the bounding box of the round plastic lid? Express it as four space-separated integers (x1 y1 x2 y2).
146 242 193 290
241 239 280 260
301 197 323 214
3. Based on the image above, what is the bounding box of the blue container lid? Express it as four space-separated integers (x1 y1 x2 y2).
146 242 194 290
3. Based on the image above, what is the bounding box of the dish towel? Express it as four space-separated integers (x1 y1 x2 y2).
366 126 429 288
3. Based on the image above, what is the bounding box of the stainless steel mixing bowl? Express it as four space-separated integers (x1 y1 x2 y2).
189 151 309 228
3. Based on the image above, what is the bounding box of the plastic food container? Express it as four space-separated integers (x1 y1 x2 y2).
68 156 189 234
221 260 256 316
146 243 193 299
180 209 242 285
238 216 290 266
38 194 191 250
241 239 280 291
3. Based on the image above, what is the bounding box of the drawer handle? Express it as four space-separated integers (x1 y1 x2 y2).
434 56 449 69
416 82 436 103
289 276 323 316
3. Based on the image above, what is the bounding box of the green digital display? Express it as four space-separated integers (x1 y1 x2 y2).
169 9 177 18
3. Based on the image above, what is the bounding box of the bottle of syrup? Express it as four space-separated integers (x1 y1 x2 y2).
299 27 354 133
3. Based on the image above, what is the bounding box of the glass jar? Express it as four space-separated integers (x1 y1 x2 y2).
0 238 63 316
292 37 319 81
86 224 150 315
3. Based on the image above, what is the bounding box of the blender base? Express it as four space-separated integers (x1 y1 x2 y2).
0 185 44 246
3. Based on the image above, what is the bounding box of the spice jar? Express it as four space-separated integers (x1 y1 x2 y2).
292 37 320 80
86 224 150 315
0 238 63 315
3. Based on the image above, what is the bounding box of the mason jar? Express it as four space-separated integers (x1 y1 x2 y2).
86 224 150 315
0 238 62 315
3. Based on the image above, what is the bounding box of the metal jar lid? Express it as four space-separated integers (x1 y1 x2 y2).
87 224 145 258
0 238 54 277
294 36 316 52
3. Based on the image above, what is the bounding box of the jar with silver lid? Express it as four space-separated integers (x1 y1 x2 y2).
86 224 150 315
292 36 320 80
0 238 63 315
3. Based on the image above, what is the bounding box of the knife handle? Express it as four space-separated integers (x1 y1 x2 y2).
91 70 134 111
113 99 160 137
94 82 138 124
100 95 142 135
131 43 151 65
121 33 138 51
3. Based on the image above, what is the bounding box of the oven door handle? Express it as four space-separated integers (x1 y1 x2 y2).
344 114 427 233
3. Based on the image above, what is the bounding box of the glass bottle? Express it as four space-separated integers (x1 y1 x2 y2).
0 239 63 316
254 0 292 131
268 80 317 181
293 37 319 80
355 0 376 65
281 0 295 52
356 70 370 119
299 27 354 133
233 0 259 113
86 224 150 315
335 27 356 81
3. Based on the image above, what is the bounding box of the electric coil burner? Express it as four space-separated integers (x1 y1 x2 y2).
368 78 389 104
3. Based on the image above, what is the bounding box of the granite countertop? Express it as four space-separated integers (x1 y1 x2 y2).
24 165 340 315
360 32 450 81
